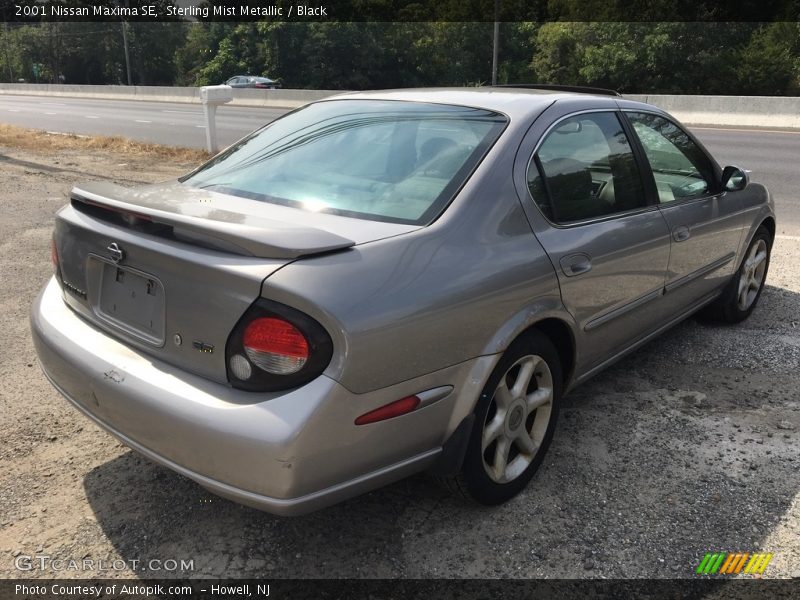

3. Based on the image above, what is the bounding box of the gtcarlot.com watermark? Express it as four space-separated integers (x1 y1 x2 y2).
15 554 194 573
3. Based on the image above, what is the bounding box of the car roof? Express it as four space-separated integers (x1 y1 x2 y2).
229 75 276 82
323 87 657 122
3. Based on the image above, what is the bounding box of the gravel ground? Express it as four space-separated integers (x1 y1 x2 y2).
0 142 798 580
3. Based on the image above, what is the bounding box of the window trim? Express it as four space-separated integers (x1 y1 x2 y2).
525 109 656 229
620 109 723 207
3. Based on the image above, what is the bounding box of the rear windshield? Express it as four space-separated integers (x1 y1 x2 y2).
182 100 508 224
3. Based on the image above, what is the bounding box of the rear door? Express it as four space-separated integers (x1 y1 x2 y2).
515 106 672 371
624 111 744 303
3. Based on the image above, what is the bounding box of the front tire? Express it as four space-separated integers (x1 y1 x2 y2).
705 225 772 323
453 330 562 505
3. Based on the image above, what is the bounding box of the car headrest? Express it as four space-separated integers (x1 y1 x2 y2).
542 158 595 222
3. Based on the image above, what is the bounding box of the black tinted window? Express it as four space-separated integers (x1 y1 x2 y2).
527 112 646 224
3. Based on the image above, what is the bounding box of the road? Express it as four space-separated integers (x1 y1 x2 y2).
0 93 796 231
0 94 284 148
692 126 799 235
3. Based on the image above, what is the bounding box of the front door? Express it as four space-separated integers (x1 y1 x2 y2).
624 111 744 303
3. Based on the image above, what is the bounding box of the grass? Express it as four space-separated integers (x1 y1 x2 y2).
0 124 209 163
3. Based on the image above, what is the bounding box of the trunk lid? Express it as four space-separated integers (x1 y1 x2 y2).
53 181 417 384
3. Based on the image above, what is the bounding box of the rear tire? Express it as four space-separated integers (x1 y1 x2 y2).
704 225 772 323
446 330 562 505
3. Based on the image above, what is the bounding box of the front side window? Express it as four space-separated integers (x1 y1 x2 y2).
527 112 646 224
183 100 507 224
626 112 716 203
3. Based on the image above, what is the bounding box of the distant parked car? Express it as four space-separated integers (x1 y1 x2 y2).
223 75 279 89
32 86 775 516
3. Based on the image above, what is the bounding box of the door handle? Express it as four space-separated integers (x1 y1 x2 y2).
673 226 691 242
560 253 592 277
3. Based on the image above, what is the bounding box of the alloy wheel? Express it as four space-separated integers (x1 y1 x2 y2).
481 354 553 484
737 239 768 311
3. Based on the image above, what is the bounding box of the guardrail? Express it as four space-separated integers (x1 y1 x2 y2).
0 83 340 109
624 94 800 129
0 84 798 128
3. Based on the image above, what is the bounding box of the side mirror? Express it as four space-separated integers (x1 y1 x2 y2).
721 165 749 192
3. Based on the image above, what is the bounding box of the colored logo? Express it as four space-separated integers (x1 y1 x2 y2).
696 552 773 575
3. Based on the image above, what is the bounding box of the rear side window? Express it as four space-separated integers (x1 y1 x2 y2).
183 100 507 225
527 112 646 224
626 112 716 203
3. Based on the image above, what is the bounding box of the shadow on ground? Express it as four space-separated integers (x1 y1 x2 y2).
82 285 800 578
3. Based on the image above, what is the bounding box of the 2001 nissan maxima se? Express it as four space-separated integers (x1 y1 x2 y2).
31 87 775 515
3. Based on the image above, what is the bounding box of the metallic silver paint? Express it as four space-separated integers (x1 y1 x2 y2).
31 88 776 514
55 202 280 382
72 181 417 257
32 278 497 514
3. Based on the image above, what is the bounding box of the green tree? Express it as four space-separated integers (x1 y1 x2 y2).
531 22 584 85
409 22 496 86
533 22 766 94
738 23 800 95
174 23 236 85
497 21 538 84
128 20 187 85
194 23 264 85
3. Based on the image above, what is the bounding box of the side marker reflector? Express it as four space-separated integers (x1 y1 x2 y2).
355 395 421 426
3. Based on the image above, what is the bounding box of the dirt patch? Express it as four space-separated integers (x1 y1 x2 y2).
0 142 798 580
0 124 209 164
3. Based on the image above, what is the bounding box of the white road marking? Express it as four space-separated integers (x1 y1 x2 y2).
163 110 198 114
195 125 206 128
776 235 800 241
39 102 66 107
8 109 19 112
135 120 152 123
44 112 57 115
85 115 99 119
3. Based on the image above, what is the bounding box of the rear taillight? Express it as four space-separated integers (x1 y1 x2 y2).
243 317 309 375
226 299 333 392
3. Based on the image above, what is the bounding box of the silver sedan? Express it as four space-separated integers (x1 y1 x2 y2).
31 87 775 515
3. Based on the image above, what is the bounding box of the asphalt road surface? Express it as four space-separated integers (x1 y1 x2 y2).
0 93 796 232
0 94 284 148
692 126 799 235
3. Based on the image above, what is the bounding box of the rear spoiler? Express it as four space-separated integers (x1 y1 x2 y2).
70 183 355 259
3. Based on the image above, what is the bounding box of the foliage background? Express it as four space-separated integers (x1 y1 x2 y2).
0 19 797 94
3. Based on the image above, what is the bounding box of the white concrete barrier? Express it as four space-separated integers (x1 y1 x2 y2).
625 94 800 129
0 85 797 128
0 83 340 109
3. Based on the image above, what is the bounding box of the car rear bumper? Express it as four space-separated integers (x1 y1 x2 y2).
31 277 493 515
